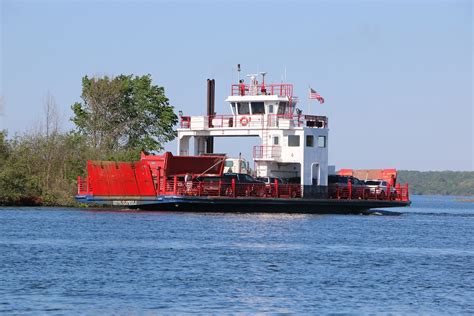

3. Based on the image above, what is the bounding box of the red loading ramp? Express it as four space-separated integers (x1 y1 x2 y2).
82 152 226 197
141 152 225 177
87 160 156 196
163 153 225 177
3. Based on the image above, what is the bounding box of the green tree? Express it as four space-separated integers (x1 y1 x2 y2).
71 74 178 154
0 134 42 205
0 131 10 166
0 130 95 206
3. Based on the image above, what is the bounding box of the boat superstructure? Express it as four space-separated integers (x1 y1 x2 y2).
178 73 329 197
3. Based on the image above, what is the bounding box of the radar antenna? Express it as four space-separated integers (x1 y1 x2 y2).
259 72 267 84
260 72 267 94
237 64 241 82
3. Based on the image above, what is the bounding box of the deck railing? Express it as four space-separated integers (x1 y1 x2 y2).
77 176 90 195
180 116 191 128
253 146 281 159
179 114 328 129
78 175 409 202
231 83 293 97
161 176 302 198
329 183 410 201
208 115 263 128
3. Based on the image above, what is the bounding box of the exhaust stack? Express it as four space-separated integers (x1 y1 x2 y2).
206 79 215 153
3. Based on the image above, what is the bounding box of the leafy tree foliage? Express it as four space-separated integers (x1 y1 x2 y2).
71 74 178 153
0 131 92 206
0 131 9 166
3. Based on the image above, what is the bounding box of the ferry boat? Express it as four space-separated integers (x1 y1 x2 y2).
75 70 410 214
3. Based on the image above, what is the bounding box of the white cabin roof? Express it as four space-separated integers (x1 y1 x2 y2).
225 95 291 102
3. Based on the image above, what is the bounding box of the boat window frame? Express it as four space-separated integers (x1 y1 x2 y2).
273 136 279 145
237 102 250 115
288 135 300 147
277 102 288 115
250 102 265 115
268 104 274 114
230 102 237 115
318 136 326 148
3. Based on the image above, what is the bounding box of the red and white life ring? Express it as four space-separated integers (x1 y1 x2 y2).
240 116 250 126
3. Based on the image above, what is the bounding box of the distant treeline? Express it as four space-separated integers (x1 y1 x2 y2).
398 170 474 196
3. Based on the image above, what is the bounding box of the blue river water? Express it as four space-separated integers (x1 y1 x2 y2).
1 195 473 314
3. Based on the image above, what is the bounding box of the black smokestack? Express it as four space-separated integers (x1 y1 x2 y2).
206 79 215 153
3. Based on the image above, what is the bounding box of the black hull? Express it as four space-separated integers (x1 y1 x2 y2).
76 195 411 214
132 196 411 214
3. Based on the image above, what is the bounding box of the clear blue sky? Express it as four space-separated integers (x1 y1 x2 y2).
1 0 472 171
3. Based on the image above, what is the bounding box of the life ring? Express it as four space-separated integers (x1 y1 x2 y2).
240 116 250 126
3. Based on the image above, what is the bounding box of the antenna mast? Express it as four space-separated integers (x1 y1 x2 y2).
237 64 241 82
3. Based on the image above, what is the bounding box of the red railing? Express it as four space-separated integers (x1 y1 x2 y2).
159 176 302 198
78 173 409 202
253 146 281 159
180 116 191 128
231 83 293 97
329 183 409 202
77 176 90 195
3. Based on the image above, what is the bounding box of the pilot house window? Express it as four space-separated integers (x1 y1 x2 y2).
237 102 250 115
251 102 265 114
277 102 288 115
306 135 314 147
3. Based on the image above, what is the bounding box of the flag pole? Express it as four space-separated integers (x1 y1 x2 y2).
307 85 311 114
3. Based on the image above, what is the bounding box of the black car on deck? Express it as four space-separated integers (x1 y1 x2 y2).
328 175 369 199
195 173 265 196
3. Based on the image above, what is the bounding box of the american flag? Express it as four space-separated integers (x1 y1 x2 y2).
309 88 325 104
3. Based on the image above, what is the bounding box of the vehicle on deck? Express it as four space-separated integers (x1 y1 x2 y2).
328 175 364 186
256 176 283 185
363 180 395 199
222 173 266 196
256 176 283 195
194 173 265 197
328 175 370 199
224 158 250 174
223 173 263 183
